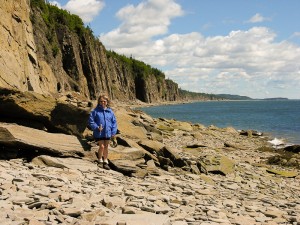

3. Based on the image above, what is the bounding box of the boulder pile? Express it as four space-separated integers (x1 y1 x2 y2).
0 88 299 225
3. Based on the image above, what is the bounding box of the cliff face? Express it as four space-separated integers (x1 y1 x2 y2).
0 0 180 103
0 0 47 93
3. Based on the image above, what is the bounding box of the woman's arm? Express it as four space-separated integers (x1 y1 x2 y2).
88 110 99 131
111 112 118 136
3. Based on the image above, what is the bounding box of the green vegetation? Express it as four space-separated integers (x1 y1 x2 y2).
30 0 251 101
179 89 253 101
214 94 252 100
51 44 59 57
106 51 133 65
179 89 223 100
31 0 86 37
31 0 48 11
179 89 253 100
30 0 95 57
30 0 165 84
106 50 165 82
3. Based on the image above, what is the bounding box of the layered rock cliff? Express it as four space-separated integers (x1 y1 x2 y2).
0 0 181 103
0 0 41 92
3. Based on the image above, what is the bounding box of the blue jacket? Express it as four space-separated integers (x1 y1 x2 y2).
88 105 117 139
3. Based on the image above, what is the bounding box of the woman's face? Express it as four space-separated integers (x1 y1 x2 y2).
99 98 107 107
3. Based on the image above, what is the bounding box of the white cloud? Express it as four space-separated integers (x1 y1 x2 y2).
100 0 184 48
292 32 300 38
49 1 62 8
112 26 300 98
290 32 300 42
247 13 271 23
50 0 105 23
98 2 299 99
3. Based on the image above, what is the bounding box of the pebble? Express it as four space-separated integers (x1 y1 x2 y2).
1 119 300 225
0 155 299 225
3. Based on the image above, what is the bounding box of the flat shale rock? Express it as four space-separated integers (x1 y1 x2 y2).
0 123 85 158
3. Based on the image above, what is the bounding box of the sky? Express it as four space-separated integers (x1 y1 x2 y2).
50 0 300 99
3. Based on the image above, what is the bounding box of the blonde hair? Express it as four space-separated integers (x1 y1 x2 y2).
98 94 110 107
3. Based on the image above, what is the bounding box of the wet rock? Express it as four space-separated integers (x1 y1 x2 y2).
284 145 300 153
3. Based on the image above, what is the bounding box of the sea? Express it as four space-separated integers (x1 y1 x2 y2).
138 100 300 146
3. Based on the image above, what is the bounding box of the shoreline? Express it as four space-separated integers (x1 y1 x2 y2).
119 98 300 109
1 91 299 225
123 100 300 147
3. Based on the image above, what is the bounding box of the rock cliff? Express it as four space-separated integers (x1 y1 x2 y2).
0 0 181 103
0 0 41 93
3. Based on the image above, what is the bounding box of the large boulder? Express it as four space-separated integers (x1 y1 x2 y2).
138 139 165 156
32 155 98 172
162 146 188 168
114 107 148 140
0 122 85 159
0 88 90 137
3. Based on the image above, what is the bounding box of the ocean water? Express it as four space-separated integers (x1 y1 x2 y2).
138 100 300 145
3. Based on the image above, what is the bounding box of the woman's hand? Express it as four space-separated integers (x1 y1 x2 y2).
110 136 118 148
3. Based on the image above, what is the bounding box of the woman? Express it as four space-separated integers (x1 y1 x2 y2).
88 94 117 170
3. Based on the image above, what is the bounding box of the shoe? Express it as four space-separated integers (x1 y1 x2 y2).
96 159 103 168
103 162 110 170
98 163 103 168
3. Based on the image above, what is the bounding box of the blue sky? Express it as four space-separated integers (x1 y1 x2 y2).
51 0 300 99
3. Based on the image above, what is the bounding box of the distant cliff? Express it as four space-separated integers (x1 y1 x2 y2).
0 0 223 103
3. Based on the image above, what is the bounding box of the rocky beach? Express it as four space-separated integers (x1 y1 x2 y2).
1 90 300 225
1 1 299 224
